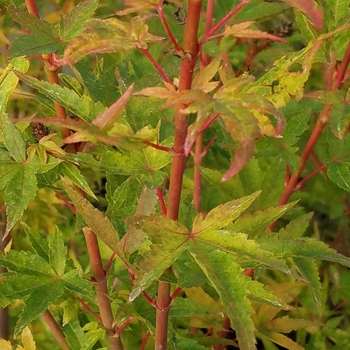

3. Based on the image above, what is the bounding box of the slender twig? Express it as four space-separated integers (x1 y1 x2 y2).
140 331 151 350
155 1 203 349
41 311 70 350
170 287 183 301
157 3 183 55
79 299 103 323
140 48 172 84
54 190 77 215
295 165 327 190
83 227 123 350
157 187 168 216
115 317 133 337
199 0 250 46
143 140 174 153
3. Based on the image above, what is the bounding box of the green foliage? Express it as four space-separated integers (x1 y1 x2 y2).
1 0 350 349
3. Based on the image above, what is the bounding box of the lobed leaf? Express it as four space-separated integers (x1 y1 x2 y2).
8 7 61 57
284 0 323 29
58 0 99 41
126 214 189 301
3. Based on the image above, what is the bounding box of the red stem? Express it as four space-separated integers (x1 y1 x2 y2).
157 187 168 216
41 311 70 350
83 227 123 350
79 300 103 323
155 1 203 348
115 317 133 337
140 331 151 350
25 0 40 17
199 0 250 46
295 164 327 190
140 48 172 84
54 190 77 215
170 287 183 301
157 3 183 55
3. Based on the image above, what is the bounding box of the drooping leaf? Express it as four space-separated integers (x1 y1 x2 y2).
58 0 99 41
5 165 38 234
284 0 323 29
190 243 256 350
13 70 106 122
62 177 121 255
223 21 287 42
221 137 255 181
55 16 164 66
8 7 62 57
92 84 134 129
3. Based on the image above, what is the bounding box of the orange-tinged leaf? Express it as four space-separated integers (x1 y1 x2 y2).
134 86 175 99
221 138 255 182
192 55 221 93
224 22 286 42
92 84 134 129
284 0 323 30
55 16 163 66
116 0 182 15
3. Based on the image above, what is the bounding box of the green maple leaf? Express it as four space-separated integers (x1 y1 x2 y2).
8 7 62 57
0 231 93 334
127 192 293 350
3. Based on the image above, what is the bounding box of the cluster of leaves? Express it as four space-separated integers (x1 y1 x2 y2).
1 0 350 349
